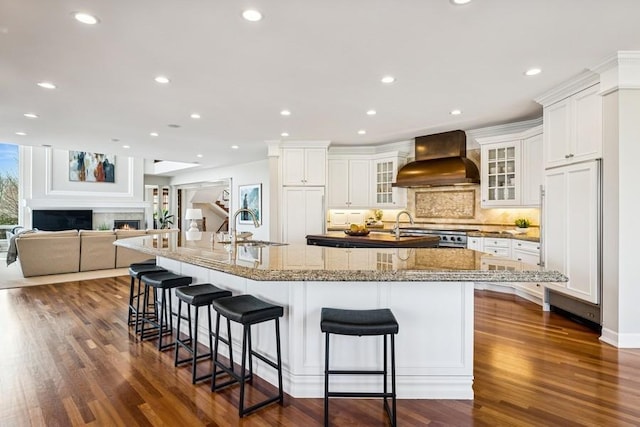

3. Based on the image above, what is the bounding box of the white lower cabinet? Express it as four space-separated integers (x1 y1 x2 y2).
282 187 325 244
469 236 543 301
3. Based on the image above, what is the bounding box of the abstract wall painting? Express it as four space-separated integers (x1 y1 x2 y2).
69 151 115 183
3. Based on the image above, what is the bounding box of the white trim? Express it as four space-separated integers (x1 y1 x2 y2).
600 328 640 349
591 51 640 95
467 117 543 143
534 70 600 106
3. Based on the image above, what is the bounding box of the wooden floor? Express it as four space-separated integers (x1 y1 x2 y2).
1 277 640 426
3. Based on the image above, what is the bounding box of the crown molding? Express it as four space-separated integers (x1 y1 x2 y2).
534 70 600 106
590 51 640 95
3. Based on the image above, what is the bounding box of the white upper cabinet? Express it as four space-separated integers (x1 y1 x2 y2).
282 147 327 186
541 83 602 169
371 153 407 208
477 125 542 208
327 158 370 208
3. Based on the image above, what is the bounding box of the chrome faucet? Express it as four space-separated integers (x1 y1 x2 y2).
230 208 260 243
395 210 414 239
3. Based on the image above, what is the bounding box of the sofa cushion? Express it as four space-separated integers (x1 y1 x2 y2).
80 231 117 271
18 229 79 239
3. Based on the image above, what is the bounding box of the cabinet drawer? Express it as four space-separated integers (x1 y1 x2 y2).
517 282 544 298
483 238 511 248
513 239 540 252
484 247 511 257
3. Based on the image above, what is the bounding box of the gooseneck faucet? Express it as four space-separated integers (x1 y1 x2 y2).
395 210 414 239
230 208 260 243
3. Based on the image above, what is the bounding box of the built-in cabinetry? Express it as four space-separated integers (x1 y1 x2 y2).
327 157 370 208
536 73 602 307
543 161 600 304
542 83 602 169
477 125 542 208
282 147 327 186
282 186 326 244
470 236 543 300
326 150 407 210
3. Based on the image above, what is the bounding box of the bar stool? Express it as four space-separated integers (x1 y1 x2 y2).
139 272 192 351
174 283 232 384
127 263 167 329
210 294 284 417
321 307 399 427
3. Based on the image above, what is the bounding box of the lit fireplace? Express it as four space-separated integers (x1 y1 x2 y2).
113 220 140 230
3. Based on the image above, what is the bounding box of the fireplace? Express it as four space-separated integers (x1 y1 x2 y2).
113 220 140 230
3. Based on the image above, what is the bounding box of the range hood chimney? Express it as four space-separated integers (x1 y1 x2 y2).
393 130 480 187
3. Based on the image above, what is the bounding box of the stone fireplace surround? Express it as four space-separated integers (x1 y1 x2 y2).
93 212 145 231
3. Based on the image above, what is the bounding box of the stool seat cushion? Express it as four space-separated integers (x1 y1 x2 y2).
133 258 156 266
176 284 232 306
321 308 399 336
142 272 192 289
212 295 283 325
128 264 166 278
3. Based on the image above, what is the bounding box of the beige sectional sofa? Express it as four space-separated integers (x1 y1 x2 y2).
15 229 178 277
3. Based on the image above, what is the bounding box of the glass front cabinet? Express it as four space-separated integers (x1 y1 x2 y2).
479 139 522 207
371 153 407 208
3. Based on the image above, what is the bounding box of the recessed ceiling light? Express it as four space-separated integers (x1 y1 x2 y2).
196 154 203 158
358 130 366 135
281 132 289 137
280 110 291 116
242 9 263 22
450 109 462 115
24 113 38 118
37 81 56 89
366 110 377 116
73 12 99 25
154 76 170 84
15 131 27 136
150 132 159 137
168 124 181 128
381 76 395 84
190 113 201 119
231 145 239 150
111 138 120 142
450 0 472 5
524 68 542 76
122 145 130 149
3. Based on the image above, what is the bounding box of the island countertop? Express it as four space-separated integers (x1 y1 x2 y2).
306 231 440 248
114 231 566 283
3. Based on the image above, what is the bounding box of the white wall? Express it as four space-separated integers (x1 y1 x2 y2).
170 159 270 241
19 146 146 228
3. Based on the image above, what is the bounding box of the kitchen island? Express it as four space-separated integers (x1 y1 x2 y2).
115 232 565 400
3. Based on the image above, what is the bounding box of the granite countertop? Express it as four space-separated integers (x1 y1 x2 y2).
467 230 540 242
114 231 565 283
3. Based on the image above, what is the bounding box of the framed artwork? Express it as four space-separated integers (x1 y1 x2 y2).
238 183 262 224
69 151 115 182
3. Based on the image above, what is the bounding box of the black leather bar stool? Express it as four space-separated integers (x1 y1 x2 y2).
174 283 232 384
127 263 167 329
139 272 192 351
321 307 399 427
210 294 284 417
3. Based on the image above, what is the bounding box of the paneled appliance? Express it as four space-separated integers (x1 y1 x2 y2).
542 159 602 328
394 228 477 248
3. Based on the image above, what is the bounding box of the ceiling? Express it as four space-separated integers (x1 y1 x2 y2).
1 0 639 172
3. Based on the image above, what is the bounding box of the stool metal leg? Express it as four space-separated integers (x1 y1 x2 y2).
324 332 330 427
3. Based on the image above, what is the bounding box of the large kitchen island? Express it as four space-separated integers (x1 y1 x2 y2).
115 232 566 400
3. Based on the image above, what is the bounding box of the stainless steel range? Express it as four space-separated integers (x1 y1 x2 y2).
394 228 477 248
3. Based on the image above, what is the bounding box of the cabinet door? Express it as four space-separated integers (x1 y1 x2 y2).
282 148 306 185
512 249 540 266
521 133 543 206
481 141 521 207
467 237 483 251
543 100 571 168
372 157 405 207
572 85 602 163
348 160 371 207
304 148 327 185
282 187 325 243
543 161 599 304
328 159 350 207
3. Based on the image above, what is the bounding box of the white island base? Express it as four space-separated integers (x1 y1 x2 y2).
158 257 474 399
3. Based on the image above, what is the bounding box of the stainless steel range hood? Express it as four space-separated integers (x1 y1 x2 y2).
393 130 480 187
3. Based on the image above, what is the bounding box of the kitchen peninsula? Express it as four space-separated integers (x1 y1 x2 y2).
116 232 566 400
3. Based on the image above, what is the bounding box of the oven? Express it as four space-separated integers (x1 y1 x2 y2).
394 228 477 248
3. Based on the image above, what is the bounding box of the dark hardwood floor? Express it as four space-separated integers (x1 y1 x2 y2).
1 277 639 426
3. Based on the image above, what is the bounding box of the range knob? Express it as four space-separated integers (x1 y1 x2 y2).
456 237 462 242
441 236 448 241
